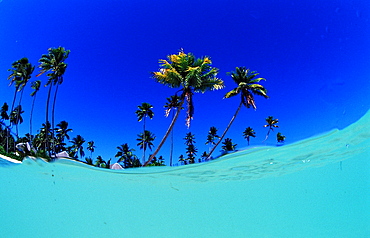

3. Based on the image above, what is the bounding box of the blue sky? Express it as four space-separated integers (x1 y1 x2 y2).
1 0 369 165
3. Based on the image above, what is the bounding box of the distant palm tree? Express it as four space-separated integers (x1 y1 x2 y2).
70 135 85 159
178 154 185 165
243 127 256 146
207 67 268 160
115 143 140 168
164 95 182 166
143 50 224 166
95 156 111 168
276 132 286 144
55 120 72 152
87 141 96 159
205 126 220 151
9 105 24 136
221 138 237 154
135 103 154 163
37 47 70 155
184 132 197 164
29 80 41 137
263 116 279 141
136 130 155 163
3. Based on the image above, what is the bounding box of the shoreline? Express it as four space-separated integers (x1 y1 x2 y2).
0 154 22 164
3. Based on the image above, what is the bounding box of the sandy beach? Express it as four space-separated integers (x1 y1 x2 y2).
0 154 22 164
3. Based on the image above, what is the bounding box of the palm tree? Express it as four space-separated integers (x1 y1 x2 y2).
29 80 41 137
136 130 155 163
7 58 35 137
243 127 256 146
70 135 85 159
263 116 279 141
9 105 24 136
87 141 96 159
135 103 154 162
55 120 73 153
37 47 70 155
115 143 140 168
164 95 182 166
207 67 268 160
205 126 220 151
184 132 197 164
178 154 185 165
1 103 10 152
135 102 154 131
276 132 286 144
143 50 224 166
221 138 237 154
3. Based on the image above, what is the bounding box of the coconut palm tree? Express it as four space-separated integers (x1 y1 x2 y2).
10 105 24 136
207 67 268 160
135 103 154 162
143 50 224 166
205 126 220 151
178 154 185 165
221 138 237 154
276 132 286 144
7 58 35 137
184 132 197 164
37 47 70 155
263 116 279 141
136 130 155 163
54 120 73 153
243 127 256 146
115 143 140 168
135 102 154 131
87 141 96 159
164 95 182 166
29 80 41 137
70 135 85 159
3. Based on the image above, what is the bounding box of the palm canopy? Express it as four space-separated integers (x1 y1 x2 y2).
135 102 154 122
152 50 224 127
225 67 268 109
8 58 35 91
38 47 70 84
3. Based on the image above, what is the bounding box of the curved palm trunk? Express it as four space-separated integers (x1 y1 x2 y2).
207 101 243 160
143 101 184 167
169 112 174 166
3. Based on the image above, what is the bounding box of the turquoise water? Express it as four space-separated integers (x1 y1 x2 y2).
1 111 369 238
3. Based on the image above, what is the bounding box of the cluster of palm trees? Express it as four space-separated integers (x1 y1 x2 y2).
1 48 286 168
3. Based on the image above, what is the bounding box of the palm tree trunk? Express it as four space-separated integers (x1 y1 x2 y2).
169 111 174 166
143 100 184 167
30 95 37 137
51 83 60 155
207 101 243 160
45 84 53 156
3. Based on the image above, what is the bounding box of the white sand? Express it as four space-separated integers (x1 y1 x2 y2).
0 154 22 164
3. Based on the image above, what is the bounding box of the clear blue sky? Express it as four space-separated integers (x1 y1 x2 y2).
1 0 369 165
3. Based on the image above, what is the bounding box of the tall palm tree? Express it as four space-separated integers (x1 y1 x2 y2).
9 105 24 136
143 50 224 166
243 126 256 146
164 95 182 166
263 116 279 141
37 47 70 155
135 102 154 162
207 67 268 160
29 80 41 137
135 102 154 132
136 130 155 163
70 135 85 159
87 141 96 159
7 58 35 137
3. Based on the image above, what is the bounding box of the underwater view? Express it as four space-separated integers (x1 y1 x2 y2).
0 0 369 237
